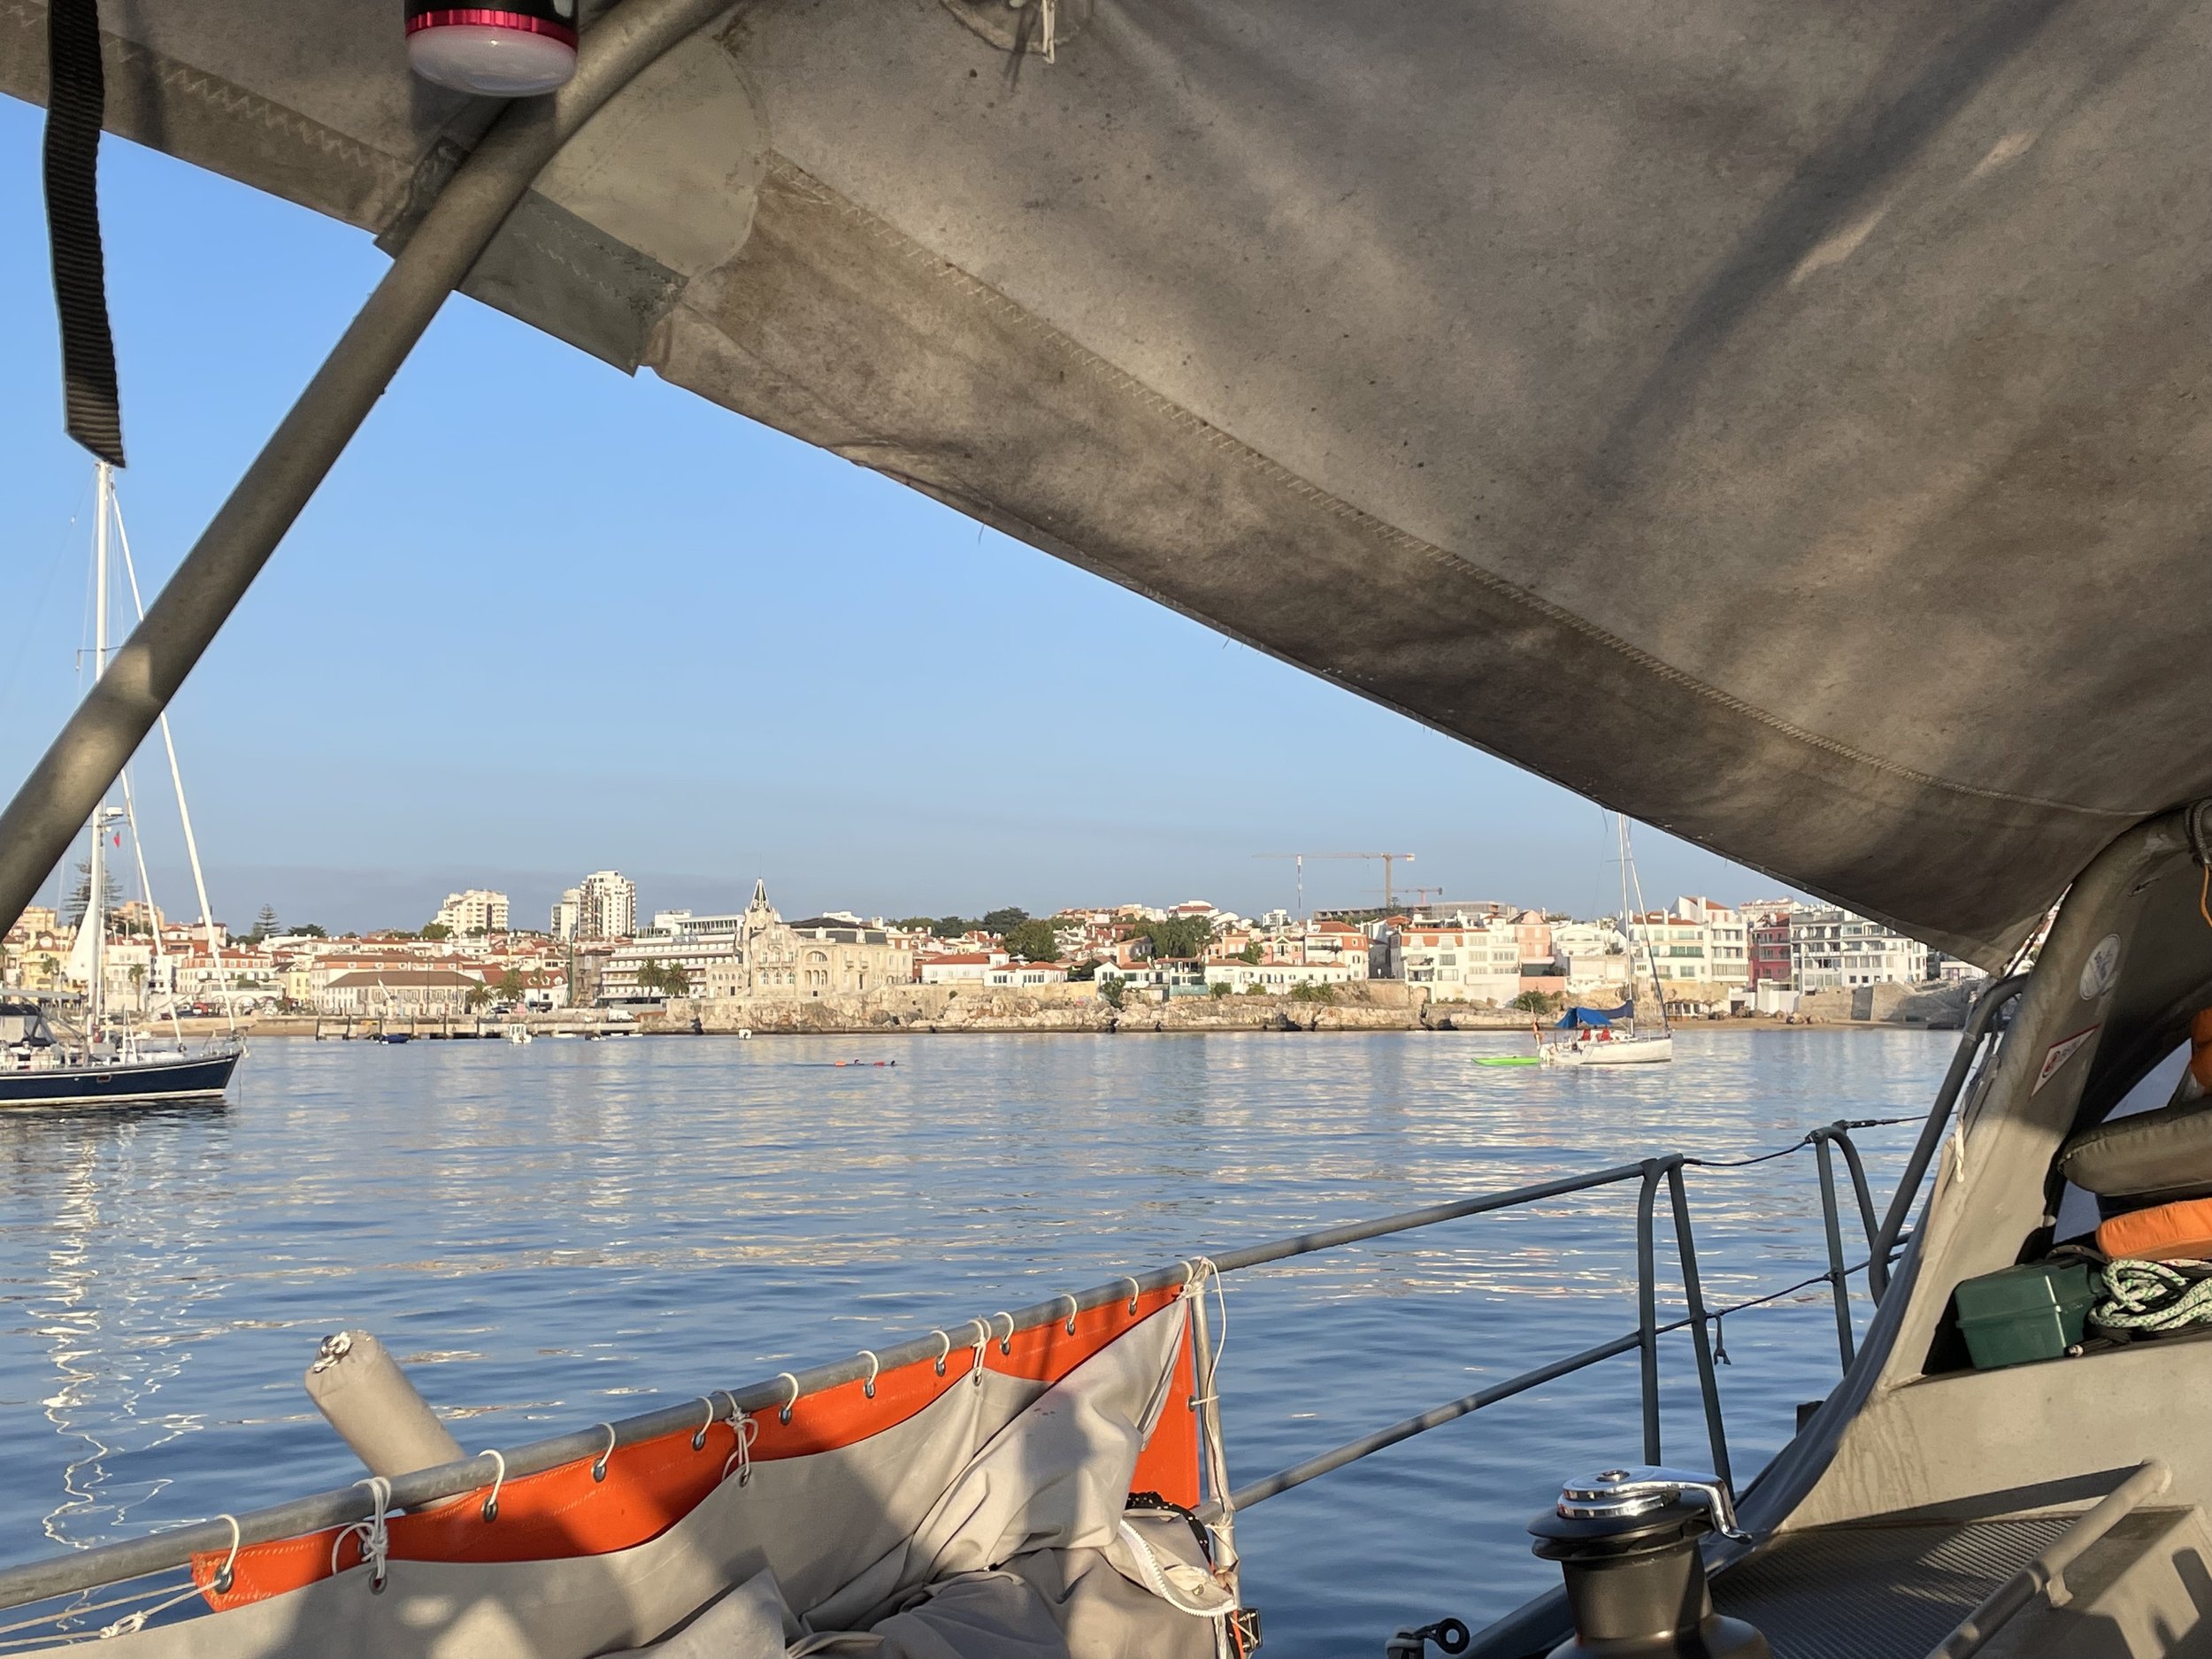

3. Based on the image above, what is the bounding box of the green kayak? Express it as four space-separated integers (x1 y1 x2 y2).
1474 1055 1542 1067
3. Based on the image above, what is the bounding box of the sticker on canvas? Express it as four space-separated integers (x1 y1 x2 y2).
2034 1025 2101 1094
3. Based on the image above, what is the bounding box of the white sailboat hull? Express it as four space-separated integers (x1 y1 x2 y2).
1544 1034 1675 1067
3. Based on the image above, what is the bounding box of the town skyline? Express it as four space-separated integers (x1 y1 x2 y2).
73 850 1811 946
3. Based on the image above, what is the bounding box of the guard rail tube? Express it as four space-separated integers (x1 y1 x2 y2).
0 0 743 937
1868 973 2029 1299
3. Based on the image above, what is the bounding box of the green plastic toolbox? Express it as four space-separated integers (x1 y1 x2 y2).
1951 1261 2095 1370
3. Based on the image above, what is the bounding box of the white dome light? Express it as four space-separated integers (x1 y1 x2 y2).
406 9 577 96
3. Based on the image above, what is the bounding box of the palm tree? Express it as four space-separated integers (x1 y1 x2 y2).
661 963 691 998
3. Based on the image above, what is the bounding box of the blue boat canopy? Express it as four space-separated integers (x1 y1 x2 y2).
1556 1007 1625 1030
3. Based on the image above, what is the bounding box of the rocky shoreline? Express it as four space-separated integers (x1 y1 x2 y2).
184 977 1978 1040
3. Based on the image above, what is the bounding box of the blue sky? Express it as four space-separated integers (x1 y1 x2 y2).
0 97 1781 933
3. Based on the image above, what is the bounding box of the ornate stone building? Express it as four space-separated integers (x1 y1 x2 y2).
696 882 913 1000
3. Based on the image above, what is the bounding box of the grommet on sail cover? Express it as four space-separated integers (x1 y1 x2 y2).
930 1330 952 1376
992 1311 1015 1355
1118 1276 1141 1314
776 1372 802 1425
590 1423 617 1482
475 1449 506 1522
857 1350 879 1399
1058 1294 1079 1335
211 1514 241 1594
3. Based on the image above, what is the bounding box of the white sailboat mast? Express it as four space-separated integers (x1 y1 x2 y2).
84 464 112 1039
111 499 234 1035
1618 813 1671 1034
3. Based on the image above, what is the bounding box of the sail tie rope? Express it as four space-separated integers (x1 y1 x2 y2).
330 1478 392 1592
2093 1259 2212 1333
65 1516 240 1638
722 1409 758 1486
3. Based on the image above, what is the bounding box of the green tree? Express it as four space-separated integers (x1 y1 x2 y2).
1098 974 1128 1010
1137 917 1213 960
61 857 122 928
635 961 666 995
419 921 453 942
250 903 280 941
1065 958 1099 981
465 984 491 1012
1209 980 1231 999
127 963 145 1002
933 916 972 939
295 922 328 938
1290 981 1338 1005
1237 941 1263 964
662 963 692 998
1510 989 1564 1016
981 907 1031 937
1002 918 1061 962
496 966 526 1003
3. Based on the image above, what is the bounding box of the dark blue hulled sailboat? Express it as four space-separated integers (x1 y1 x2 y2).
0 466 243 1113
0 997 237 1109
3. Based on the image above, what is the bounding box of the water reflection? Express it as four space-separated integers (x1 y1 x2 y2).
0 1030 1951 1652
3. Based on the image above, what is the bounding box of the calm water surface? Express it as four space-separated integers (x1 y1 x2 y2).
0 1029 1954 1653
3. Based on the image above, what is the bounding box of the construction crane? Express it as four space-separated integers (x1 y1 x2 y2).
1254 852 1417 916
1396 884 1449 913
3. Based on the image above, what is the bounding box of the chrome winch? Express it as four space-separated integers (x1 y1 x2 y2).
1527 1465 1768 1658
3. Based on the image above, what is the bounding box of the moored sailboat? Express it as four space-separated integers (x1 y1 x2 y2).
1543 817 1674 1067
0 466 241 1112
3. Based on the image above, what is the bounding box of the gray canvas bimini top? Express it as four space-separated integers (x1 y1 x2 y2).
7 0 2208 966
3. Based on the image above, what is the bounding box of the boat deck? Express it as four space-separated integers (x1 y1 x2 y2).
1712 1517 2076 1658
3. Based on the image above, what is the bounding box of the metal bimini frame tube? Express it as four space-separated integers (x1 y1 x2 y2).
0 1122 1916 1616
0 0 738 940
1866 973 2029 1299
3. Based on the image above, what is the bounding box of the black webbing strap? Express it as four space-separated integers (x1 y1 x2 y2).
43 0 125 466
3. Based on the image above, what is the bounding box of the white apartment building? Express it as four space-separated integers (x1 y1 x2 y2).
1386 918 1523 1003
1790 909 1930 990
986 962 1069 989
552 870 636 941
1244 918 1373 978
434 888 509 935
1202 958 1358 994
602 909 741 1000
1550 921 1632 992
1628 898 1750 988
918 951 1007 985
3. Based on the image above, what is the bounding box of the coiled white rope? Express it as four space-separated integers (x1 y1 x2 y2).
2094 1258 2212 1332
1115 1519 1233 1619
